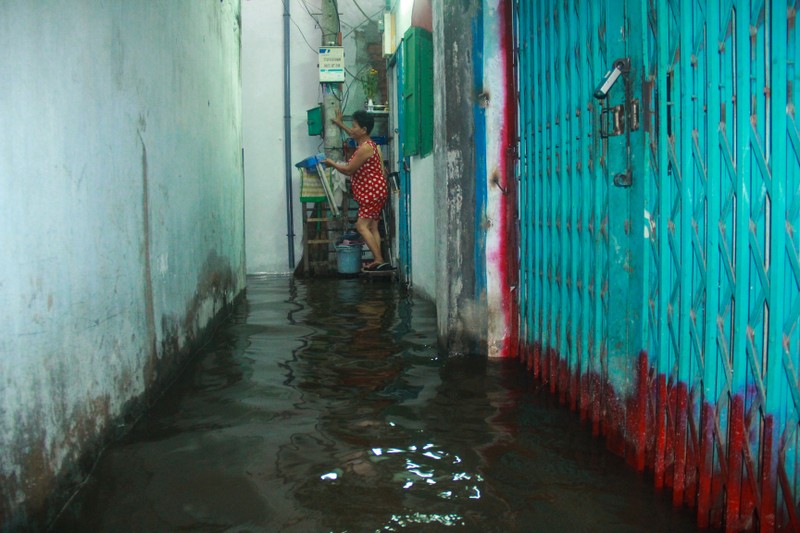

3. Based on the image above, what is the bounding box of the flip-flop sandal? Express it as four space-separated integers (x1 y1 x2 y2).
375 263 396 271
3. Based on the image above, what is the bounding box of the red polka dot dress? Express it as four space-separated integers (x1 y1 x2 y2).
350 139 388 220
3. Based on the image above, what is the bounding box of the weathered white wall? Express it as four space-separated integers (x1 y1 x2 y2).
0 1 245 528
409 156 437 300
395 0 414 43
242 0 318 274
431 0 489 355
243 0 385 274
482 0 514 357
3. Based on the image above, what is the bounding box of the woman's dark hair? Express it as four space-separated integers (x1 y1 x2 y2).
352 110 374 135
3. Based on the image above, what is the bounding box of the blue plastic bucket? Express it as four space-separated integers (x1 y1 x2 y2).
335 245 362 274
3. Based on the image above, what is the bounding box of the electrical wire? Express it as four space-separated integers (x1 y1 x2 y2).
297 0 318 23
342 63 373 110
280 0 322 53
342 7 384 39
332 0 341 36
350 0 374 23
281 0 383 52
280 0 386 114
293 20 320 53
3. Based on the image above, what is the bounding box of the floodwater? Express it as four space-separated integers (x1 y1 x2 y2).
54 276 699 532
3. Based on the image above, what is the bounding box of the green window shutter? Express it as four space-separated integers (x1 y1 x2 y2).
417 30 433 157
402 28 420 156
402 27 433 157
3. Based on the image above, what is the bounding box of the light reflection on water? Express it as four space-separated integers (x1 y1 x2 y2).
54 276 698 532
320 439 482 530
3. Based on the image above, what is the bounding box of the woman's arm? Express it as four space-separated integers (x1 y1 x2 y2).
330 109 355 138
322 143 374 176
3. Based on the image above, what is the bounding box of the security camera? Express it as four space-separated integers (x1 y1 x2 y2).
593 58 630 99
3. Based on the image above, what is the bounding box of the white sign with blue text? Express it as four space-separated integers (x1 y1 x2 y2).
318 47 345 83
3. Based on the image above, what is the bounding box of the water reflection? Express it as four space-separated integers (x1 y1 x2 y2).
53 276 698 532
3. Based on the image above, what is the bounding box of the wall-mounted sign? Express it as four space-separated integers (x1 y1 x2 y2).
319 47 345 83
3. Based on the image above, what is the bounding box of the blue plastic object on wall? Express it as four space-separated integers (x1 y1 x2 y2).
294 153 326 170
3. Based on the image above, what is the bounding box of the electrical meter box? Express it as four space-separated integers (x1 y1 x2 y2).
307 106 322 136
318 47 345 83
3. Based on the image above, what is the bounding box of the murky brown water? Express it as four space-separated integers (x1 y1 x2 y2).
54 275 698 532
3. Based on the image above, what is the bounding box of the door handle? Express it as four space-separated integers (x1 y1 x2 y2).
594 57 638 188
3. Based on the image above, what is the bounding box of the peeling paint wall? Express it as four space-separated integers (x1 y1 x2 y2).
432 0 484 356
481 0 516 358
0 1 245 529
378 0 514 357
427 0 516 357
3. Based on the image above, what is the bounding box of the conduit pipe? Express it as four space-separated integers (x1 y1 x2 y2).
283 0 296 269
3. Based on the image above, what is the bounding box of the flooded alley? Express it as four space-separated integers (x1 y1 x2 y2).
54 276 699 532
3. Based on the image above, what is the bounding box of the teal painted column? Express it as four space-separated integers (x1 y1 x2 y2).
555 0 569 399
518 0 533 364
577 0 594 417
727 0 754 527
565 0 581 409
653 0 672 489
780 0 800 523
763 0 791 527
588 0 607 434
698 0 723 525
673 0 694 503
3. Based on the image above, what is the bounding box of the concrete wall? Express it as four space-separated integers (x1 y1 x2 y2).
408 0 512 357
242 0 385 274
0 1 245 528
409 156 436 301
431 1 483 356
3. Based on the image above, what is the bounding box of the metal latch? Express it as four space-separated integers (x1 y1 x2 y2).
594 57 639 187
600 99 640 139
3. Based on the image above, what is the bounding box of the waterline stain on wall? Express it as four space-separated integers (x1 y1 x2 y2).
0 1 245 529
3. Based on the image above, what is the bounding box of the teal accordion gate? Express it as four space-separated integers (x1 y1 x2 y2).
514 1 800 530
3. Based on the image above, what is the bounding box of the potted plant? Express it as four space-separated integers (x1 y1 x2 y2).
361 68 378 111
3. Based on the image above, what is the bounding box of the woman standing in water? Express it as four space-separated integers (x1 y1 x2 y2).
323 109 394 272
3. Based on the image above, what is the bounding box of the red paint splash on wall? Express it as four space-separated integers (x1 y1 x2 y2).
513 340 792 531
496 0 519 358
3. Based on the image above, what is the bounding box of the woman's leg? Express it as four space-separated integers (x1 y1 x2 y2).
355 217 383 267
367 219 384 266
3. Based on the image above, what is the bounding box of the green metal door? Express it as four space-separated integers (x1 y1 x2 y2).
515 0 800 530
516 0 644 443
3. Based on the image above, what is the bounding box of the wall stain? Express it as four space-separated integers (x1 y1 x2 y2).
139 131 158 392
145 252 239 407
1 396 112 531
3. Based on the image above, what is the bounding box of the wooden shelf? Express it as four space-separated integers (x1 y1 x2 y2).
300 196 361 276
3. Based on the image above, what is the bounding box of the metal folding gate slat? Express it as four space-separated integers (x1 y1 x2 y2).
513 0 800 530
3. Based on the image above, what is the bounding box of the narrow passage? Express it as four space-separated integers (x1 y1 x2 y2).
55 276 698 532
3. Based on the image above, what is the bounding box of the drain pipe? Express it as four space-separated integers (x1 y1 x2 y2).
283 0 296 269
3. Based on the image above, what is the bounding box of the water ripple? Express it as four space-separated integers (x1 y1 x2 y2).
54 276 700 533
